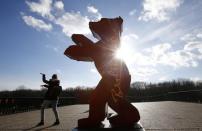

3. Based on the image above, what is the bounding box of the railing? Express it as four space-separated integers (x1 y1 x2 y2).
0 97 77 116
128 89 202 103
1 89 202 116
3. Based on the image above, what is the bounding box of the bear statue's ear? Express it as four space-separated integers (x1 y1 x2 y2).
116 16 123 35
117 16 123 25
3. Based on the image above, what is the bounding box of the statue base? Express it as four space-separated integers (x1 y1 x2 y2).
72 119 145 131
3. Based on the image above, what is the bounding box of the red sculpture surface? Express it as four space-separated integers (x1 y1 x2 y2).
64 17 140 127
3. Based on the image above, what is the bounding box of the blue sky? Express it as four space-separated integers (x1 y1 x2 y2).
0 0 202 90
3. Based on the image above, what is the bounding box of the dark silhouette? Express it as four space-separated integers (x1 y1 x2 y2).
0 80 202 116
37 73 62 126
64 17 140 128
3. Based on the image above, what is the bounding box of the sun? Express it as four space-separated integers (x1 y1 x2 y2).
115 42 134 64
115 47 127 60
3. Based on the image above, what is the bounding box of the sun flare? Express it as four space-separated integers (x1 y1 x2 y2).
115 42 134 64
115 48 127 60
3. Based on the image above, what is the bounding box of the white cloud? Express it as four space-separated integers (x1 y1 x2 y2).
56 69 62 74
87 5 102 20
144 43 171 57
54 1 64 10
22 15 52 31
129 9 136 16
133 43 200 68
138 19 181 45
87 6 98 14
184 41 202 51
179 31 202 60
184 41 202 56
180 31 202 58
122 34 139 41
180 33 196 41
159 76 168 81
190 77 201 82
45 44 60 52
26 0 54 20
135 67 158 77
133 43 172 66
197 33 202 38
139 0 183 22
55 12 90 36
159 50 198 68
24 1 104 37
132 52 155 66
129 67 158 82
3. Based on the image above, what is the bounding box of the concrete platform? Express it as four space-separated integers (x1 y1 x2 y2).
0 101 202 131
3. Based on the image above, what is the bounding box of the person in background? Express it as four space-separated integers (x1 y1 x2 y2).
37 73 62 126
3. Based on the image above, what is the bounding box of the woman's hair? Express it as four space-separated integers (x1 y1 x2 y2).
52 74 58 79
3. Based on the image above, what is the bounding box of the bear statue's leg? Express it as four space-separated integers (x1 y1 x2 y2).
89 79 108 120
108 99 140 126
108 75 140 126
78 78 109 128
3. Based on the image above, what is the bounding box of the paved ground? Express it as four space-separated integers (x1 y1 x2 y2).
0 101 202 131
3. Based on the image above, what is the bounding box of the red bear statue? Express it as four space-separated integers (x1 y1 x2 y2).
64 17 140 128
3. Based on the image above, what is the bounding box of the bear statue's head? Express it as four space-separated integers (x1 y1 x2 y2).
89 17 123 49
